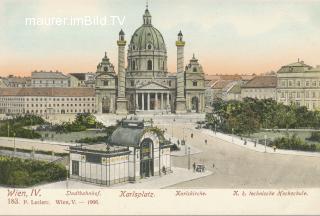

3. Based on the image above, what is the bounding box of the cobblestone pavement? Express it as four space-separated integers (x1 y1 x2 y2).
157 123 320 188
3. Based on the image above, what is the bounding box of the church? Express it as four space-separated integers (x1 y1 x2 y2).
95 6 206 115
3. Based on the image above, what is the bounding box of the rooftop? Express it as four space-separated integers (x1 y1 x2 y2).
242 76 277 88
0 87 95 97
31 71 68 79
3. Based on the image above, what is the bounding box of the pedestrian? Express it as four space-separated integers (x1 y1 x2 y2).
254 140 257 147
191 133 193 138
273 145 277 152
212 163 215 169
177 139 180 145
193 162 196 172
244 140 247 145
205 139 207 145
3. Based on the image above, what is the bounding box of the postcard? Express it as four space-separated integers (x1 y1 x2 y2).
1 0 320 215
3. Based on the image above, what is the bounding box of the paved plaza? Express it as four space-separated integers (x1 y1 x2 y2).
157 122 320 188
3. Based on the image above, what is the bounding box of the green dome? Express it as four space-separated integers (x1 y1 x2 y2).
129 9 166 52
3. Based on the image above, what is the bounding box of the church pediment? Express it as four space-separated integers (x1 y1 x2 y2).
137 81 169 90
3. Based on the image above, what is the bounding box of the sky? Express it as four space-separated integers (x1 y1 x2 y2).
1 0 320 77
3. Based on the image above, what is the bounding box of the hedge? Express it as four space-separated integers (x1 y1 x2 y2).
0 156 67 187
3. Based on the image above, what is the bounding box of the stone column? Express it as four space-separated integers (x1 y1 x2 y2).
116 29 128 115
161 93 164 110
155 93 158 110
147 93 150 110
142 93 145 111
167 93 169 107
136 93 139 110
175 31 187 113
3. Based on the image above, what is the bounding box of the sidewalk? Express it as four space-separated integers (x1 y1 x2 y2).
36 167 212 189
163 132 202 156
200 128 320 158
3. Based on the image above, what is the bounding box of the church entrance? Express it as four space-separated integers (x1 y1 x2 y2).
140 138 154 178
191 96 199 113
102 97 110 113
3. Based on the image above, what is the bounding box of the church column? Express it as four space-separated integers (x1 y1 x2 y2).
175 31 187 113
116 29 128 115
155 93 158 110
147 93 150 110
142 93 145 111
136 93 139 110
161 93 164 110
166 93 169 107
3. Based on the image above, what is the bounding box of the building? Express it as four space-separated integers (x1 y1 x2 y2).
1 76 31 88
0 88 95 115
225 82 242 101
95 6 206 114
69 72 96 88
277 61 320 110
69 119 171 186
241 76 277 100
31 71 70 88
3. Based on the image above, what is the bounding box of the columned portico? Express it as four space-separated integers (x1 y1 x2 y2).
136 91 171 112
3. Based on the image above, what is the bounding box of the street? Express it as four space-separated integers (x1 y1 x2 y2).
158 123 320 188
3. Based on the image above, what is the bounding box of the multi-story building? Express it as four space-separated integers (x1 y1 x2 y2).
0 88 95 115
277 61 320 110
241 76 277 100
69 72 96 88
31 71 70 88
1 76 31 87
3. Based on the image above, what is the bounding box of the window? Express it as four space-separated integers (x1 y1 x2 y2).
131 80 134 86
288 81 293 87
104 66 108 72
306 81 310 87
312 81 316 86
168 81 172 86
147 60 152 70
147 44 152 50
193 67 197 72
132 60 136 70
103 80 108 86
193 81 198 86
297 81 301 87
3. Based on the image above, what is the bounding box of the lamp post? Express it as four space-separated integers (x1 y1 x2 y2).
214 124 217 135
188 147 191 170
264 134 267 153
13 132 16 155
232 128 234 143
7 124 10 139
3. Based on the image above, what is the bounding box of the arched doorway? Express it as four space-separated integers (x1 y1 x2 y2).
191 96 199 113
140 138 154 178
102 97 110 113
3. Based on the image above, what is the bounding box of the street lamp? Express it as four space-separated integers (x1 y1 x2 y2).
188 147 191 170
264 134 267 153
13 132 16 155
232 128 234 143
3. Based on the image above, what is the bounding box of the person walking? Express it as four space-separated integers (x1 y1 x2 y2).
193 162 196 172
205 139 207 145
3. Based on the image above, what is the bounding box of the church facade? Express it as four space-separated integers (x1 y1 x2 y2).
95 7 206 114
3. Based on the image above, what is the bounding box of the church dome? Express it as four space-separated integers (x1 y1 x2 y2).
129 8 166 52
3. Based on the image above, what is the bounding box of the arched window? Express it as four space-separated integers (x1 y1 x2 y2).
132 60 136 70
147 60 152 70
147 44 152 50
